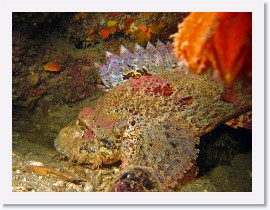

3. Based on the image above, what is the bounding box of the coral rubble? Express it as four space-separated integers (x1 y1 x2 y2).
108 166 163 192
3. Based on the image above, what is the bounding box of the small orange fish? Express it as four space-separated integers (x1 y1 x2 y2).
44 61 62 72
26 165 74 180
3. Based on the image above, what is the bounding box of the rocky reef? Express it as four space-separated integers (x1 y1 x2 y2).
12 12 186 112
12 12 252 192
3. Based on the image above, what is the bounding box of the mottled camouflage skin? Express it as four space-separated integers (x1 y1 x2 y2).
55 69 251 190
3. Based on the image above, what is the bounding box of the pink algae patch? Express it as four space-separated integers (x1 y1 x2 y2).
115 84 127 93
97 117 115 130
129 75 173 97
83 123 94 141
79 107 95 118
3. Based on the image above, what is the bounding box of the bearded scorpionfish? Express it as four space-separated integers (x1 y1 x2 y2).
54 41 251 191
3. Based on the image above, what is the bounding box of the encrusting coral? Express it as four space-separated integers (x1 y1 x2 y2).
172 12 252 85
